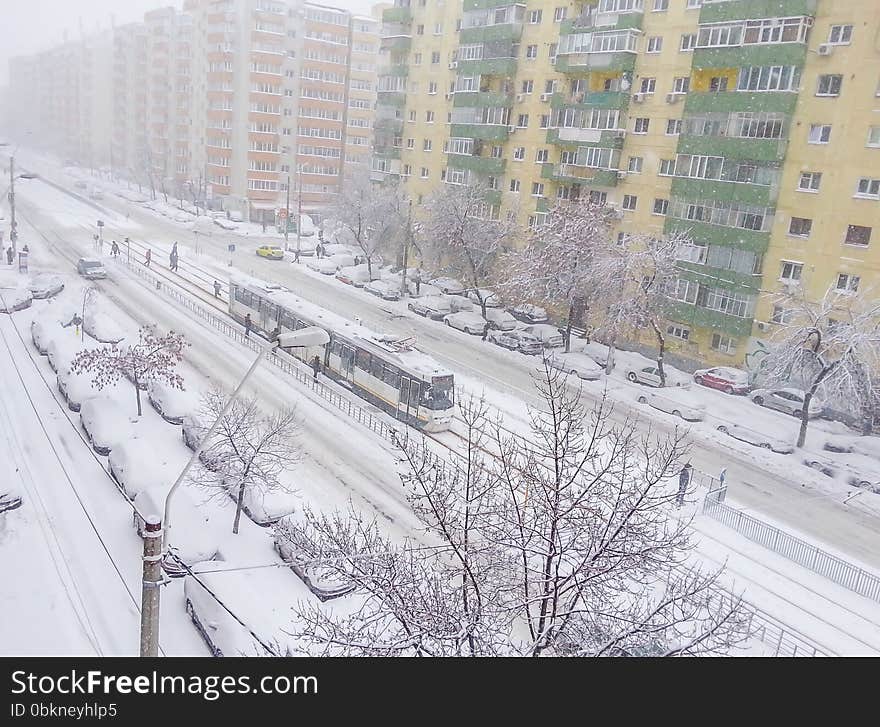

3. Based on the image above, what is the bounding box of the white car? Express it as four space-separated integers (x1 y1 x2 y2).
322 243 357 257
443 294 473 312
408 295 452 320
467 288 501 308
823 435 880 458
548 351 603 381
109 440 181 500
27 273 64 299
213 218 239 231
80 397 134 455
0 286 33 312
484 308 517 331
431 277 465 295
510 304 548 324
802 454 880 493
364 279 401 301
749 387 823 419
76 258 107 280
306 253 355 274
626 366 687 388
487 329 543 355
274 525 355 602
57 368 100 412
716 423 794 454
637 389 706 422
230 481 297 526
520 324 564 348
148 379 199 425
444 311 487 335
335 265 371 287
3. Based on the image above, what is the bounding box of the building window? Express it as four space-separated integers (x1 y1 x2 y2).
487 176 498 190
423 139 432 152
633 118 649 134
672 77 690 94
517 114 529 128
686 0 702 8
540 114 550 129
628 156 643 173
653 198 669 215
845 224 872 247
622 194 637 211
513 147 525 161
771 305 794 324
647 36 663 53
711 334 737 355
407 138 415 149
869 127 880 148
659 159 675 176
709 76 728 92
528 9 542 24
828 25 853 45
808 124 832 144
836 273 860 293
855 178 880 199
666 324 689 341
420 167 429 179
431 52 440 65
408 110 416 122
536 149 549 163
797 172 822 192
510 179 520 193
402 164 411 176
590 190 607 205
428 81 438 95
554 7 567 22
531 182 545 197
666 119 682 136
640 77 656 94
816 74 842 97
492 145 503 159
425 111 435 123
788 217 812 238
526 45 538 59
549 43 558 60
680 34 696 52
779 261 803 282
521 79 534 94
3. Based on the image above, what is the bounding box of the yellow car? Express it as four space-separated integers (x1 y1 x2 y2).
256 245 284 260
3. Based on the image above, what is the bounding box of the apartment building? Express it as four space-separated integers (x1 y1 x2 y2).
375 0 880 370
111 23 149 180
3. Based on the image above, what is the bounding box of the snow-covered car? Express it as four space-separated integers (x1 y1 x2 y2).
693 366 750 395
83 308 125 344
274 526 355 602
57 368 100 412
31 310 75 354
548 351 603 380
184 562 290 657
823 435 880 458
637 389 706 422
444 294 473 313
287 237 319 257
510 304 548 324
76 258 106 280
408 296 452 320
626 366 687 388
230 482 297 526
148 379 199 425
133 485 220 578
80 397 134 456
0 484 23 514
520 324 564 348
47 336 79 373
364 279 401 301
109 440 180 500
802 454 880 493
487 329 543 355
27 273 64 299
431 277 465 295
89 187 104 200
305 253 355 274
484 308 516 331
466 288 501 308
443 311 487 335
173 211 192 223
322 243 357 257
335 264 371 287
407 281 441 299
0 286 33 312
256 245 284 260
181 414 224 471
749 387 823 419
715 423 794 454
213 218 239 231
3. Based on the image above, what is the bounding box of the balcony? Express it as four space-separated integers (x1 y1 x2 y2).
693 42 808 70
550 90 628 110
377 90 406 107
684 90 798 116
456 56 519 77
379 62 409 78
699 0 817 24
449 123 510 142
561 6 644 34
670 176 779 208
541 163 620 187
374 145 402 160
374 116 404 134
663 299 755 338
460 21 523 45
446 154 507 175
664 217 770 253
452 90 514 108
676 261 762 293
677 134 789 163
547 127 626 147
381 5 412 25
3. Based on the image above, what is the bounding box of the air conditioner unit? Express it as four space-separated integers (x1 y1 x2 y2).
817 43 834 56
540 93 552 102
755 321 770 332
515 93 524 102
507 125 517 133
632 93 645 103
445 93 453 100
666 93 680 104
616 171 627 180
448 61 458 69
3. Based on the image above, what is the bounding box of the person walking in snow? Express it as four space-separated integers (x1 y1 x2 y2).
213 280 221 298
676 463 693 507
414 269 421 296
111 240 119 258
310 355 321 381
244 313 252 338
315 241 324 259
144 249 152 267
171 241 178 257
5 246 13 265
481 321 490 341
169 250 179 271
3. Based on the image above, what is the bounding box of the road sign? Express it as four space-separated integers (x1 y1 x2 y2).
97 220 104 227
279 208 288 219
227 243 236 253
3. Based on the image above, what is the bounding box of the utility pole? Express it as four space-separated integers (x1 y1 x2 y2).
400 199 412 297
139 515 163 657
295 171 302 264
284 173 290 251
8 155 17 256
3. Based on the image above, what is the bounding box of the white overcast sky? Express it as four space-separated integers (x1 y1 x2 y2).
0 0 378 84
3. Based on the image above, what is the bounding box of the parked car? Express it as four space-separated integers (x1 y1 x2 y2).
520 324 564 349
430 277 465 295
510 304 548 324
57 368 100 412
322 243 357 257
443 294 473 313
27 273 64 299
229 480 297 526
274 526 355 602
0 286 33 312
76 258 107 280
364 279 401 301
466 288 501 308
335 264 371 287
306 253 355 275
256 245 284 260
443 311 487 335
213 218 239 231
802 454 880 493
626 366 687 388
148 379 199 425
181 414 223 471
487 329 543 355
548 351 603 380
109 440 182 500
408 296 452 320
749 387 823 419
693 366 750 395
484 308 517 331
80 397 133 456
823 435 880 458
716 423 794 454
637 389 706 422
0 485 22 514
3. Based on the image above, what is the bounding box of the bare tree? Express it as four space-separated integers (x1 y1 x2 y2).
72 325 188 416
282 365 750 656
327 168 400 281
194 387 301 534
757 286 880 447
422 179 520 318
499 197 616 352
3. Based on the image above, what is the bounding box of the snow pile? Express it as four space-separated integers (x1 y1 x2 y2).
0 286 33 313
80 397 136 455
147 378 200 425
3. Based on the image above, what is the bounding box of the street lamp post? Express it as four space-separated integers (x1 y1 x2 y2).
139 326 330 657
284 173 291 251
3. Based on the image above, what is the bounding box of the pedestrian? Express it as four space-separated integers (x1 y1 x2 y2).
244 313 252 338
315 241 323 259
311 354 321 381
93 234 99 251
111 240 119 257
270 324 281 342
414 269 421 296
170 251 179 271
676 463 693 507
213 280 221 298
719 467 727 489
261 220 267 233
171 241 178 256
481 321 490 341
21 244 29 253
144 249 152 267
5 246 12 265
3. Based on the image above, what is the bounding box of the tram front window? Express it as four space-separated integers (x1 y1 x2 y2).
423 375 454 410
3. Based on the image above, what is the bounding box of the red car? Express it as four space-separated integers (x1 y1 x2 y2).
692 366 750 395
